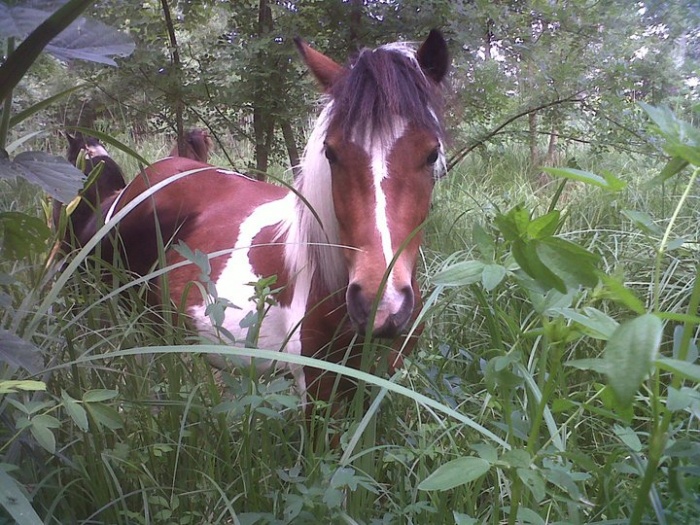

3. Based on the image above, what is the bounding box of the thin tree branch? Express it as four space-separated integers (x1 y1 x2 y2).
447 92 584 172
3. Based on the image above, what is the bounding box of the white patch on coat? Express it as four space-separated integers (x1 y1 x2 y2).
84 144 110 158
189 193 306 391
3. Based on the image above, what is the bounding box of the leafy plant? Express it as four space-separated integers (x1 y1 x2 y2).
420 104 700 524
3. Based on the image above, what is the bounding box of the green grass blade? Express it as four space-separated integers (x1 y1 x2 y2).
74 345 511 449
0 469 43 525
0 0 93 103
9 83 90 128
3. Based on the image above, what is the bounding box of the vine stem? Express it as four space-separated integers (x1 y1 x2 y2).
652 167 699 311
630 201 700 524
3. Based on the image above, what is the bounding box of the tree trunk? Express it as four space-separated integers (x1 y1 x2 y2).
253 107 274 180
251 0 275 181
349 0 362 46
544 126 559 167
160 0 185 155
484 18 494 60
528 109 539 170
281 120 300 178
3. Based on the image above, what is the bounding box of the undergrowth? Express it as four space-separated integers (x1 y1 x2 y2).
2 116 700 524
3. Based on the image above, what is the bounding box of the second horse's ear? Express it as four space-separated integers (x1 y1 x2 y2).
416 29 449 84
294 37 344 91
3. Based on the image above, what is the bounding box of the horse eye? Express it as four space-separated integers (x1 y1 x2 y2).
426 149 439 165
324 145 338 164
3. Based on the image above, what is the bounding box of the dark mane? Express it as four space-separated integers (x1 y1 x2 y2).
329 44 443 141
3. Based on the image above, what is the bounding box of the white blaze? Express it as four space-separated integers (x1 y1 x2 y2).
365 120 407 302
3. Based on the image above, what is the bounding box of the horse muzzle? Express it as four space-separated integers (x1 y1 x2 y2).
346 282 414 338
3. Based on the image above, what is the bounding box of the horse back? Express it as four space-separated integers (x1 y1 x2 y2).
106 158 290 305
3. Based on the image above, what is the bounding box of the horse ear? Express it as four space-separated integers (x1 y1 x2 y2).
417 29 449 84
294 37 344 91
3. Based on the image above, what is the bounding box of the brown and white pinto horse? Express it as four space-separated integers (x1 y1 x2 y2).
98 31 449 409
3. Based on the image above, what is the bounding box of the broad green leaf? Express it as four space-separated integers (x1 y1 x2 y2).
529 287 576 315
481 263 506 291
640 103 686 141
470 442 498 464
512 240 565 293
645 156 689 187
82 389 119 403
0 329 42 373
666 386 700 412
537 238 600 290
0 4 134 66
665 142 700 167
554 307 619 340
322 487 344 509
541 465 582 500
500 449 531 469
0 0 94 103
0 152 85 202
494 206 530 241
640 103 700 166
330 467 358 490
601 170 628 192
61 390 89 432
485 354 524 393
516 507 546 525
29 414 59 454
85 403 123 431
604 314 662 406
0 212 51 260
542 167 626 191
453 513 478 525
432 260 484 287
666 237 686 251
613 425 642 452
598 273 646 314
418 457 491 491
622 209 663 236
517 469 546 503
527 210 559 239
511 206 531 236
656 358 700 383
565 357 610 375
0 469 43 525
0 380 46 395
472 223 495 261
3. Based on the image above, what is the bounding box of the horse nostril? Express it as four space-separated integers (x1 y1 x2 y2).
347 282 416 338
373 285 414 338
346 282 370 331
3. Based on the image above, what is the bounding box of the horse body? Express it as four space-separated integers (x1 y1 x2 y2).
96 31 449 407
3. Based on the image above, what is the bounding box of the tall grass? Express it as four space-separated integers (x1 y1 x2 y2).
1 133 699 524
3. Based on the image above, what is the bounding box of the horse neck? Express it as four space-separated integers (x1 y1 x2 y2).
281 103 347 300
87 157 126 195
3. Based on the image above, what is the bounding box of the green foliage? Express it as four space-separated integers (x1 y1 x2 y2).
1 1 700 523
